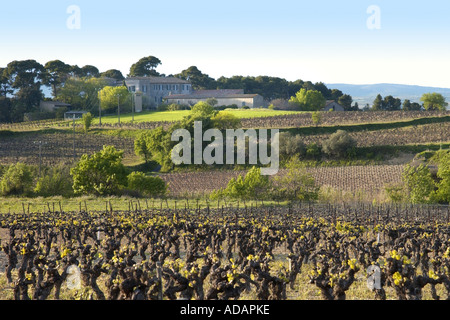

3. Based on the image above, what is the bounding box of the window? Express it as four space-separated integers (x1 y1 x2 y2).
142 85 147 92
129 86 136 92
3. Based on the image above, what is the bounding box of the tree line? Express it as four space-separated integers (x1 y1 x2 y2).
1 55 447 123
0 55 357 122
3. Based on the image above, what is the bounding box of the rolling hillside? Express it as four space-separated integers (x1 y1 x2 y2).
327 83 450 107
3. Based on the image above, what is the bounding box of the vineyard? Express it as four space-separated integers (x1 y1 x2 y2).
0 132 135 166
1 204 450 300
160 165 404 197
298 122 450 147
240 110 450 129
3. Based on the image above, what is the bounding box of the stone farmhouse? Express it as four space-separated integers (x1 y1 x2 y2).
124 76 263 110
125 76 193 111
164 89 264 109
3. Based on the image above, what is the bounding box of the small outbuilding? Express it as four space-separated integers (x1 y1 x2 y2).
39 101 72 112
64 110 88 120
322 100 345 111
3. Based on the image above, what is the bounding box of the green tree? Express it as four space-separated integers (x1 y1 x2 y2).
338 94 353 110
99 86 130 122
3 59 45 109
289 89 326 111
127 171 166 197
144 127 174 171
129 56 162 77
176 66 216 90
383 95 402 111
100 69 125 81
98 86 130 110
0 67 13 97
70 145 128 196
420 93 448 111
58 77 108 112
42 60 72 98
80 65 100 78
134 131 153 164
402 99 422 111
372 94 385 111
402 164 435 204
0 163 33 196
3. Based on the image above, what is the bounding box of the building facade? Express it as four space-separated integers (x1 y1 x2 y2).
164 89 265 108
125 76 192 109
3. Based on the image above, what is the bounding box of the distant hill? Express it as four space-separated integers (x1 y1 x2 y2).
327 83 450 108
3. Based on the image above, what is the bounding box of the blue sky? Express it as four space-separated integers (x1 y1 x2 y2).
1 0 450 87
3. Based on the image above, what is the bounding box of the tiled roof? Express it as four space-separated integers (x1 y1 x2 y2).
164 89 257 100
193 89 244 96
165 93 260 100
125 76 190 84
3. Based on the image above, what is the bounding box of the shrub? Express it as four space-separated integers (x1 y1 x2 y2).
210 166 269 200
402 164 435 204
279 132 306 161
384 183 407 203
305 142 322 160
82 112 94 133
272 157 319 201
70 145 128 196
34 166 73 197
127 171 166 197
322 130 356 158
156 103 169 111
0 163 33 196
168 103 181 111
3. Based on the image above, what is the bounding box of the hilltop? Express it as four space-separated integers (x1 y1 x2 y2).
327 83 450 107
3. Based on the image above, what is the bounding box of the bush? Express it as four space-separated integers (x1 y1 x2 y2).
402 164 435 204
156 103 169 111
0 163 33 196
272 157 319 201
168 103 182 111
210 166 269 200
127 171 166 197
279 132 306 161
34 166 74 197
70 145 128 196
322 130 356 158
82 112 94 133
305 142 322 160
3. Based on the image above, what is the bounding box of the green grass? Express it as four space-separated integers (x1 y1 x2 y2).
0 196 288 214
94 109 302 124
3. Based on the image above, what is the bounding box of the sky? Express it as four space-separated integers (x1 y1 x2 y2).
1 0 450 88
